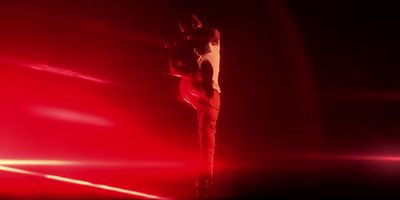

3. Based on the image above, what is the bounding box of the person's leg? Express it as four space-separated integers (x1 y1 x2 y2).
196 90 220 198
201 91 220 178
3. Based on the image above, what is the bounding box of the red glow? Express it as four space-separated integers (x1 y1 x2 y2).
0 57 113 85
0 165 170 199
0 159 194 169
29 105 114 127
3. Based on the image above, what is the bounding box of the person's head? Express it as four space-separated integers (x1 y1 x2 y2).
179 14 202 34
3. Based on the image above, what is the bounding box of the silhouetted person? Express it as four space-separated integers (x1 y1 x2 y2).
166 14 221 198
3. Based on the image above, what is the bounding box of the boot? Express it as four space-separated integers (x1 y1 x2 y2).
196 175 213 199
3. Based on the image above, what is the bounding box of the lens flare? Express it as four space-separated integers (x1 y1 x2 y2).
0 160 78 166
29 64 112 85
29 106 114 127
0 165 170 199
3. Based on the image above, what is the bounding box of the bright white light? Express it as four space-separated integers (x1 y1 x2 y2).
0 165 39 176
0 159 190 169
0 165 169 199
45 175 166 199
0 160 78 166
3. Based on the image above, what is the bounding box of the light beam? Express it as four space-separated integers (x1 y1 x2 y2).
0 165 170 200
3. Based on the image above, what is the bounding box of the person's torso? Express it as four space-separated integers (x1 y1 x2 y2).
195 42 221 93
175 28 221 108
